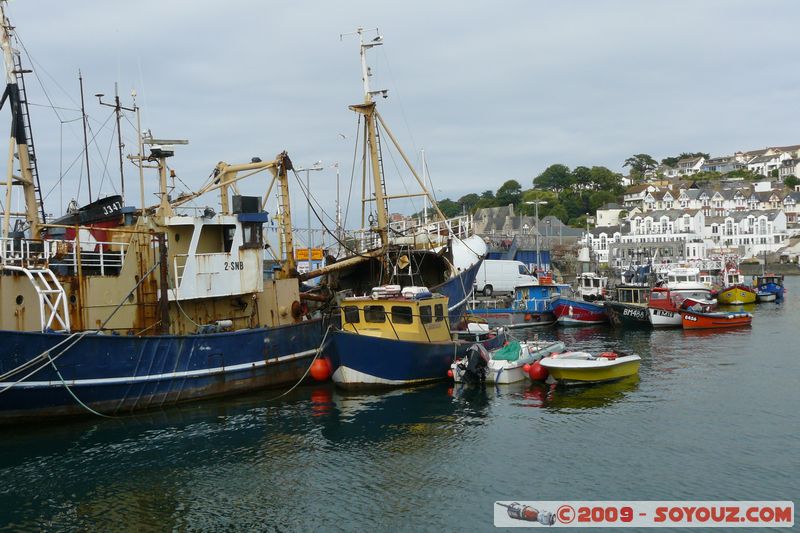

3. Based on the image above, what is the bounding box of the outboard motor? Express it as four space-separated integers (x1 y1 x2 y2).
460 344 489 384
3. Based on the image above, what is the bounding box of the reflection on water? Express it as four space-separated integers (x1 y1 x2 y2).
451 376 640 411
1 279 798 530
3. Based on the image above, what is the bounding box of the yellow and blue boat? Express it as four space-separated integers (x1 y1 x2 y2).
325 287 504 389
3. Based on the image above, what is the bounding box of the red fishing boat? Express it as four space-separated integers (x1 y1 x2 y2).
680 301 752 330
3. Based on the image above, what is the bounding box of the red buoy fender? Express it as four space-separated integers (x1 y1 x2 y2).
528 360 548 382
310 358 332 381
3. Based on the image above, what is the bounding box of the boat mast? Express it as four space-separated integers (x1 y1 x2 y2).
96 83 135 202
78 70 92 202
345 27 389 248
0 2 41 238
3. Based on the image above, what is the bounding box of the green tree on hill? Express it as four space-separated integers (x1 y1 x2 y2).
589 190 618 211
496 179 523 206
435 198 461 218
572 166 593 190
534 164 573 196
457 193 480 213
623 154 658 182
590 166 624 193
784 175 799 188
662 152 710 168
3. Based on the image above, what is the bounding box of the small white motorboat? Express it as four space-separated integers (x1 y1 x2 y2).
756 290 776 303
537 351 641 385
451 338 565 384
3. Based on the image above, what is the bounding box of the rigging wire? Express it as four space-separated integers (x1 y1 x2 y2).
342 115 362 238
96 117 120 196
290 168 375 259
377 120 420 217
378 46 418 159
42 112 116 202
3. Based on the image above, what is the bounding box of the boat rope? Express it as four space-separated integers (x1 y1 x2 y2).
0 330 87 383
264 323 333 402
174 298 202 329
0 330 90 395
45 349 114 418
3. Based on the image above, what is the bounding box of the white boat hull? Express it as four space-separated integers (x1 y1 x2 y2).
648 307 681 327
451 340 565 384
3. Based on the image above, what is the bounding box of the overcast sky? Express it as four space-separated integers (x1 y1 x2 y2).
4 0 800 229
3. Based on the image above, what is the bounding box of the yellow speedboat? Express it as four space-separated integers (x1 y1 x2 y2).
539 351 641 385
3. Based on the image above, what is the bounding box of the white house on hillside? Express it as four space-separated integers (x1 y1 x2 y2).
782 192 800 224
595 203 636 227
702 210 787 256
677 156 705 176
747 152 789 177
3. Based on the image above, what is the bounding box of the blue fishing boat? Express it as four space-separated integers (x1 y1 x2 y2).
467 282 569 328
551 297 608 326
754 274 784 302
326 288 504 388
0 4 334 422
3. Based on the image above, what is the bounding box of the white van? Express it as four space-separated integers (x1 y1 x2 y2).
474 260 538 296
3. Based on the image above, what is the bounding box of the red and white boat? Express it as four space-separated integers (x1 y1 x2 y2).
648 268 716 327
680 301 752 330
551 296 608 326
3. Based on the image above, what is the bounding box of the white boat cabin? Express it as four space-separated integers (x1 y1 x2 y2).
577 272 607 300
167 209 268 301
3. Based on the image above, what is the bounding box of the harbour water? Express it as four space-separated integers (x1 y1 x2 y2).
1 279 798 531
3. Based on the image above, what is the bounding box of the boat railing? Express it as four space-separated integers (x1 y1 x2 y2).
308 214 474 255
388 214 473 241
1 237 128 275
469 297 508 310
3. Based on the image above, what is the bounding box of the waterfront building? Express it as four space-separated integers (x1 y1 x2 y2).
582 208 788 265
703 210 788 256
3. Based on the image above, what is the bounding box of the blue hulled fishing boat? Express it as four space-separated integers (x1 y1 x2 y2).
0 4 330 422
467 281 570 328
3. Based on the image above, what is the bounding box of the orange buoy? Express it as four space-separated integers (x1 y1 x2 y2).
447 369 454 378
522 363 531 373
310 358 332 381
528 360 548 382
